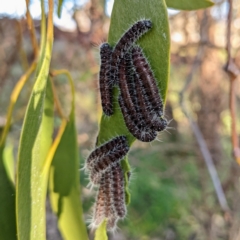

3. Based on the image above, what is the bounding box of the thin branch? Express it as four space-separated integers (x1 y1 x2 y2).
16 20 29 71
226 0 232 62
181 102 230 212
179 44 205 102
49 76 67 120
179 14 230 212
0 61 37 146
25 0 39 58
225 0 240 163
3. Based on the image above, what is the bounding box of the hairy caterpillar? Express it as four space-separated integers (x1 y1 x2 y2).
133 68 167 132
89 143 129 184
99 43 114 116
86 136 127 169
91 176 106 227
91 164 126 231
118 95 157 142
111 163 126 219
86 136 129 184
131 45 164 117
111 20 152 85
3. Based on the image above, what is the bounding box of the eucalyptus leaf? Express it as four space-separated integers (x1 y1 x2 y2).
16 78 54 240
16 1 54 238
0 146 16 240
49 71 88 240
57 0 64 18
3 144 15 184
166 0 214 10
95 0 170 237
94 221 108 240
49 105 88 240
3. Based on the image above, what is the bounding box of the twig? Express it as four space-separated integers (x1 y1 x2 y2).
181 102 230 212
0 61 37 146
179 14 230 212
16 20 29 71
49 76 67 120
179 44 205 102
25 0 39 58
225 0 240 164
50 69 76 121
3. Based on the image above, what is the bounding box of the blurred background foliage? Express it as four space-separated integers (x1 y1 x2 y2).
0 0 240 239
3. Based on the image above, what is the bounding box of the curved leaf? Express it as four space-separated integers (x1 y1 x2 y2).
57 0 64 18
94 221 107 240
16 0 54 239
166 0 214 10
49 113 88 240
3 144 15 184
0 61 37 146
0 146 16 240
95 0 170 237
49 70 88 240
16 77 54 239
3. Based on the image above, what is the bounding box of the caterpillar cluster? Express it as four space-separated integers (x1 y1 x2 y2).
99 19 167 141
87 19 168 231
99 19 152 116
118 46 167 142
86 136 129 230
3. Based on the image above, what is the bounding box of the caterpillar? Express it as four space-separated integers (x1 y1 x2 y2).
133 68 167 132
124 50 167 132
131 45 164 117
86 136 127 170
86 136 129 185
93 164 126 231
103 170 118 230
99 43 114 116
124 52 140 114
111 20 152 85
114 20 152 57
118 95 157 142
118 55 141 117
111 163 126 219
89 143 129 185
118 51 166 140
91 175 106 227
118 54 158 141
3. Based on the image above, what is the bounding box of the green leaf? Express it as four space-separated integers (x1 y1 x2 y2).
49 97 88 240
57 0 64 18
94 221 107 240
16 77 54 239
3 144 15 184
166 0 214 10
96 0 170 236
16 0 54 238
0 146 16 240
48 71 88 240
